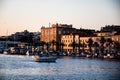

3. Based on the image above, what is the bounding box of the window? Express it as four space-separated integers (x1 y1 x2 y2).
54 30 56 34
63 31 65 34
58 31 61 34
49 30 51 34
68 40 69 42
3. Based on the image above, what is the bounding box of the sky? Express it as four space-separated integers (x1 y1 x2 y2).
0 0 120 36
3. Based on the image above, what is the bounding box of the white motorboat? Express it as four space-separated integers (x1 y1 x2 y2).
33 56 57 62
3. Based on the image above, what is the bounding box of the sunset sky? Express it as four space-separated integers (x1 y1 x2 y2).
0 0 120 36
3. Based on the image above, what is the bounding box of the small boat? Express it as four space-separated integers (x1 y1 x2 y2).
33 56 57 62
3 49 10 55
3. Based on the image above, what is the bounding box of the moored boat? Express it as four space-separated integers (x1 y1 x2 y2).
3 49 10 55
33 56 57 62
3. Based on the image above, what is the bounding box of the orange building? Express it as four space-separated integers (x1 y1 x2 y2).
112 35 120 43
61 34 79 53
61 34 111 53
41 23 76 42
41 23 78 50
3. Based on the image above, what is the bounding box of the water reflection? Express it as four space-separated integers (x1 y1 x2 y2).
0 54 120 80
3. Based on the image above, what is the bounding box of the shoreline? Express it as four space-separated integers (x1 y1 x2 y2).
1 53 120 62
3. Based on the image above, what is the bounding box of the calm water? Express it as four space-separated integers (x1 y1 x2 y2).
0 54 120 80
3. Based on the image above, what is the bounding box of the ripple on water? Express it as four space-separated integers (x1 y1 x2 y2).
0 54 120 80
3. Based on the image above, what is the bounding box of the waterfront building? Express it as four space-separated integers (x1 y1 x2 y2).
41 23 120 54
101 25 120 32
0 41 28 48
61 34 79 53
41 23 80 50
112 34 120 43
61 33 111 53
41 23 95 51
41 23 75 42
95 31 117 37
0 41 29 53
100 25 120 43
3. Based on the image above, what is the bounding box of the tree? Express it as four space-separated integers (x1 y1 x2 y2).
100 37 106 45
114 41 120 55
59 42 65 52
45 42 50 51
106 38 113 53
106 38 113 45
75 42 81 53
19 36 28 42
93 42 99 56
100 37 106 55
56 41 60 51
78 36 81 53
81 42 86 53
15 30 34 44
50 40 57 51
69 42 77 52
39 41 46 51
87 38 93 53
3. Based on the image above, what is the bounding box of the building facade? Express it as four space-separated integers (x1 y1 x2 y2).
101 25 120 32
41 23 81 50
112 35 120 43
41 23 75 42
61 33 112 53
61 34 79 53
